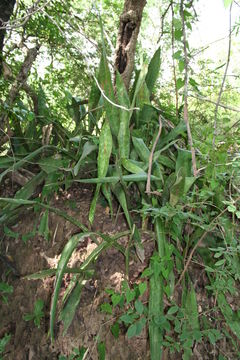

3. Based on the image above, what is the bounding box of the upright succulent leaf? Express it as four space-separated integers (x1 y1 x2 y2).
89 120 112 224
98 55 119 137
116 71 131 159
145 47 161 94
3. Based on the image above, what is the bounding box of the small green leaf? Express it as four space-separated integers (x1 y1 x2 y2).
3 226 19 239
0 282 13 294
97 342 106 360
127 317 146 338
173 50 182 60
100 303 112 314
167 306 179 315
38 210 49 241
175 29 183 41
215 259 226 267
193 330 202 342
111 293 122 307
135 299 144 315
138 282 147 295
208 331 216 344
111 322 120 339
0 333 11 354
141 267 153 278
22 230 35 244
214 252 223 258
176 78 184 90
227 204 236 213
126 288 136 304
205 266 215 273
178 59 185 72
120 313 137 324
23 314 34 321
34 299 44 314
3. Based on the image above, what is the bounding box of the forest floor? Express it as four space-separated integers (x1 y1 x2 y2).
0 181 239 359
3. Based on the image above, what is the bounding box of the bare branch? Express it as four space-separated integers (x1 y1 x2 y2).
189 94 240 113
0 44 40 138
157 2 172 43
0 0 51 31
213 4 232 147
8 44 40 103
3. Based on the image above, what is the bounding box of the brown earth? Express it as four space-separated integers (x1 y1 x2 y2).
0 184 155 359
0 183 239 359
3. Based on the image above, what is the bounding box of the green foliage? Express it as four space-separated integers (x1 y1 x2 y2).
0 333 11 360
50 231 127 340
23 299 45 328
58 346 87 360
0 0 239 358
224 0 234 7
97 342 106 360
0 282 13 304
101 280 148 340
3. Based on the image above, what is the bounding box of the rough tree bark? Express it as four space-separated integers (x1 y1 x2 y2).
114 0 146 90
0 0 16 75
0 44 40 147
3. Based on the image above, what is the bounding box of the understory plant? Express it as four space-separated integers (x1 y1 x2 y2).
0 0 239 359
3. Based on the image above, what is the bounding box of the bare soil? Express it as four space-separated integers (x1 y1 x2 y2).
0 184 154 359
0 183 239 359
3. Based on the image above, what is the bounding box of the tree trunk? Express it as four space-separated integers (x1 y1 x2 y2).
0 44 40 147
114 0 146 90
0 0 16 75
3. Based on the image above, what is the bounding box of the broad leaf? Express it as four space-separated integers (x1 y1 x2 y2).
146 47 161 93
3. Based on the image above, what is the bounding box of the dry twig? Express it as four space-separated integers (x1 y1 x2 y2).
189 94 240 113
213 4 232 147
0 0 51 31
